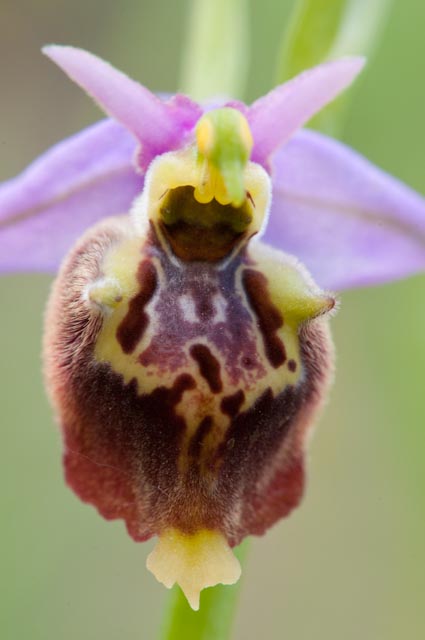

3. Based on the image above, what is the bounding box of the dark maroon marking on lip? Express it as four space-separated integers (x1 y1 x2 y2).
221 390 245 418
166 372 196 403
242 269 286 368
241 356 255 369
188 416 214 460
189 343 223 393
116 260 158 354
288 359 297 372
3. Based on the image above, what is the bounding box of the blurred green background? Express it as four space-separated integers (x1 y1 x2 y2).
1 1 424 638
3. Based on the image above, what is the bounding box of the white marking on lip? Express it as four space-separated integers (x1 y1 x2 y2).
178 292 228 325
211 294 227 323
179 294 199 323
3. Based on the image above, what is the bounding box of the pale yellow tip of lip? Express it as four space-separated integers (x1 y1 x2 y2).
146 528 242 611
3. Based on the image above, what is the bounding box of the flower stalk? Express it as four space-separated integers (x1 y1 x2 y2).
180 0 249 101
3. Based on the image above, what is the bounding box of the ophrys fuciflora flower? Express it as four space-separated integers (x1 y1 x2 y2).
2 46 425 609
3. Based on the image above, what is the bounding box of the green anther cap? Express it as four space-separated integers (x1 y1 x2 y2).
195 107 254 207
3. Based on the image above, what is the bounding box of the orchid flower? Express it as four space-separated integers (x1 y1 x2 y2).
1 45 425 611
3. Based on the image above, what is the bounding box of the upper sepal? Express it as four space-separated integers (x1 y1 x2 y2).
42 45 203 172
248 57 365 170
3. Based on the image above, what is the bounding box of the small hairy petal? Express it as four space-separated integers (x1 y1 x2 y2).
264 129 425 290
0 120 141 273
43 45 202 169
248 57 365 170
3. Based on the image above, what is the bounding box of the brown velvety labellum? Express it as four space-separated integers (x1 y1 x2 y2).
44 215 334 547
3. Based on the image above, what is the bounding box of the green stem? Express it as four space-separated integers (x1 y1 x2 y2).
159 541 249 640
179 0 250 101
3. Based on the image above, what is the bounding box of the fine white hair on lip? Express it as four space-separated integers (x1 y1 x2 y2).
130 189 150 237
255 167 273 241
